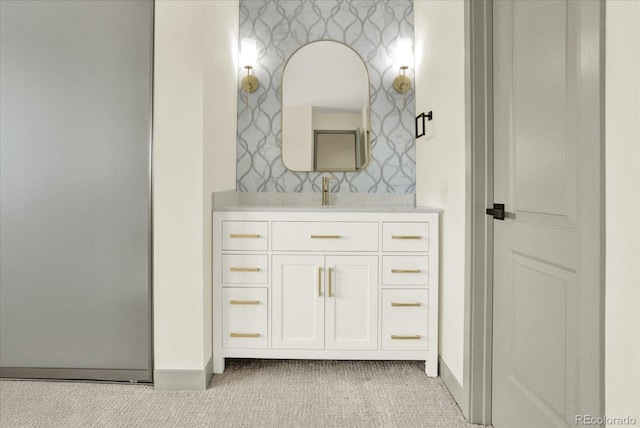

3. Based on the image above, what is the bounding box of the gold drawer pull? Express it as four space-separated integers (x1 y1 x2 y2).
229 234 261 238
229 300 260 305
391 235 422 240
391 302 422 307
310 235 341 239
230 333 260 338
328 267 334 297
229 267 260 272
391 269 422 274
391 335 422 340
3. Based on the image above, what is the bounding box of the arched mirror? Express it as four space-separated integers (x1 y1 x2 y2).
281 41 370 172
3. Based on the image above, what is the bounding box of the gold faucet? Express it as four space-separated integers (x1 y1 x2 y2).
321 176 334 206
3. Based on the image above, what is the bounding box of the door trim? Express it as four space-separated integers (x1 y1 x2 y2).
463 0 494 424
463 0 605 425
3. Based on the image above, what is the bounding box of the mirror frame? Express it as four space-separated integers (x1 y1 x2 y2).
280 40 371 173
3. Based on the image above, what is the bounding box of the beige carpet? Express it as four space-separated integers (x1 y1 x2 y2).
1 359 482 428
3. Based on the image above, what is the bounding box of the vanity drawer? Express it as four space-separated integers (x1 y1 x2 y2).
222 254 268 284
222 221 268 251
381 289 429 351
382 222 429 252
382 255 429 285
223 287 268 349
272 221 378 252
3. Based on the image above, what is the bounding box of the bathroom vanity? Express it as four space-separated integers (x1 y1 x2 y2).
215 36 439 377
212 205 440 377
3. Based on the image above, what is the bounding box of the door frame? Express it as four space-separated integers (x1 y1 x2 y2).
463 0 494 424
462 0 606 425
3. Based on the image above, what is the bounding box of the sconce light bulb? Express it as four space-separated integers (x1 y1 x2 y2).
240 38 258 69
394 37 412 69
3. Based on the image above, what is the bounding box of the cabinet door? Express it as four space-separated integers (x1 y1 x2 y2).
272 255 325 349
325 256 378 350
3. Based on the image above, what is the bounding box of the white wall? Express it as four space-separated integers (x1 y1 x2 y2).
605 0 640 423
154 0 237 386
203 0 239 365
154 0 206 373
414 0 467 385
313 111 362 130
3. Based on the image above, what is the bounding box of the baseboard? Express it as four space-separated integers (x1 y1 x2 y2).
154 356 213 390
439 357 469 419
204 355 213 387
0 367 151 383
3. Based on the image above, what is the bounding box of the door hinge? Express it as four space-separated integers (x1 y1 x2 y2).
486 203 505 220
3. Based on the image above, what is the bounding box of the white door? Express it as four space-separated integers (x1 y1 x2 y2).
492 1 603 427
325 256 378 350
272 255 325 349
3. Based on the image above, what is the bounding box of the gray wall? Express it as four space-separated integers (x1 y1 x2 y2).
237 0 416 193
0 0 153 379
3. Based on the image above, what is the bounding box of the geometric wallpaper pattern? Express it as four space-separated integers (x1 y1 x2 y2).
237 0 415 193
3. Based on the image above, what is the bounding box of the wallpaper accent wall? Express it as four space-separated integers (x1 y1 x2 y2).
237 0 415 193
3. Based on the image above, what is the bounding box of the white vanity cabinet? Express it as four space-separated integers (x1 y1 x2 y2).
272 254 378 351
213 209 440 376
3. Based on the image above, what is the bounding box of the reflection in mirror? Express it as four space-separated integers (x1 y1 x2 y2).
282 41 369 172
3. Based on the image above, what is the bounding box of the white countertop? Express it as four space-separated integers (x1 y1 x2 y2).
213 204 442 213
211 191 443 213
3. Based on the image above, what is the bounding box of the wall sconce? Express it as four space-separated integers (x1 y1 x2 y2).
240 38 259 93
392 38 412 94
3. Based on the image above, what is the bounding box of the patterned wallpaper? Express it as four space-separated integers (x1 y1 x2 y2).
237 0 415 194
